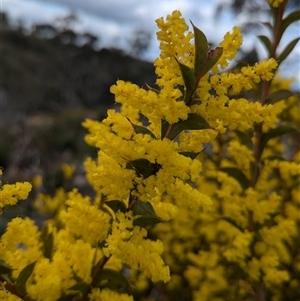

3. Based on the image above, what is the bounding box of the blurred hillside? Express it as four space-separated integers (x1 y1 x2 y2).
1 12 156 185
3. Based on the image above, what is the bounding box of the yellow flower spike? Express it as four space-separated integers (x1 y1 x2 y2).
0 180 32 209
60 189 111 246
215 26 243 71
61 162 76 180
33 187 67 214
89 288 133 301
26 258 65 301
103 211 170 283
253 58 278 81
31 174 43 189
0 217 42 278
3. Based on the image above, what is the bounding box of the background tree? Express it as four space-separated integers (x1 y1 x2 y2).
128 29 152 58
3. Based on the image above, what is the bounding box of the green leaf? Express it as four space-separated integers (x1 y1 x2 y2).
176 58 196 103
179 151 201 159
258 35 272 56
277 37 300 64
191 22 209 77
280 10 300 42
16 261 36 295
167 113 211 140
132 201 156 217
133 216 162 228
68 281 89 295
234 130 253 150
127 118 156 139
41 225 54 259
0 262 13 275
44 232 54 260
93 268 129 290
262 155 285 162
126 159 161 179
259 125 298 158
201 47 223 75
161 119 170 139
220 167 249 190
57 294 79 301
266 89 294 104
105 200 127 213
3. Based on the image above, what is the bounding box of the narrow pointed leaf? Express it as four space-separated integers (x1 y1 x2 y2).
133 216 163 228
16 261 36 295
167 113 210 140
220 167 249 190
43 232 54 260
41 225 54 260
105 200 127 213
258 35 272 55
175 58 196 103
127 118 156 139
179 151 201 159
262 155 284 162
277 37 300 64
202 47 223 75
259 126 298 158
280 10 300 42
266 89 294 104
191 22 209 77
132 201 156 217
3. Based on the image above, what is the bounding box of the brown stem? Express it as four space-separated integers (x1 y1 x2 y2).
165 124 175 139
91 256 109 287
248 2 287 300
271 1 287 58
81 256 110 301
127 196 138 211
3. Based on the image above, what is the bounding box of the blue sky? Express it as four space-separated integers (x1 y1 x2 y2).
2 0 299 89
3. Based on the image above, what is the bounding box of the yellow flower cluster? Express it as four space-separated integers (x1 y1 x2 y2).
0 290 21 301
60 189 111 246
0 189 136 300
217 27 243 70
0 169 32 209
0 217 42 278
227 140 254 177
103 212 170 283
61 162 76 180
1 4 299 301
83 117 212 211
89 288 133 301
155 10 194 85
33 187 67 214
